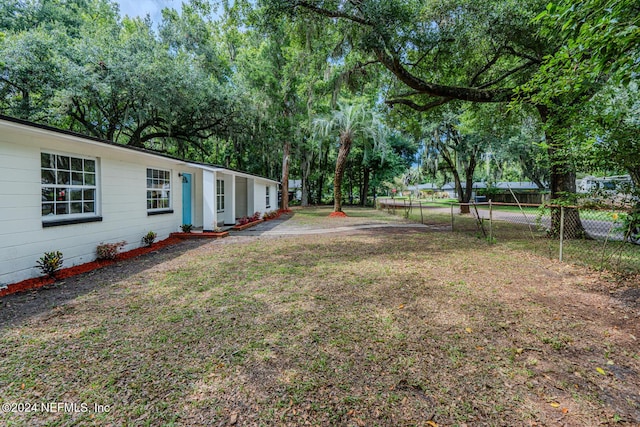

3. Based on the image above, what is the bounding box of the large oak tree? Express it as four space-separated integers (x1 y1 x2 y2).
263 0 598 235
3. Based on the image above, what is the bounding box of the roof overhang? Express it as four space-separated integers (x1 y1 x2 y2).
186 163 280 185
1 115 279 185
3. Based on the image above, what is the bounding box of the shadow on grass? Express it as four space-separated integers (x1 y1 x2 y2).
0 239 211 329
230 212 295 236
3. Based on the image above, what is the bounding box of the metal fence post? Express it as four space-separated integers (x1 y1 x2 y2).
451 204 454 232
559 206 565 262
419 201 424 224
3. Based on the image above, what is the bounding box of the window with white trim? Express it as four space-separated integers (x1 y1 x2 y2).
146 168 171 211
216 179 225 212
265 186 271 208
41 152 97 219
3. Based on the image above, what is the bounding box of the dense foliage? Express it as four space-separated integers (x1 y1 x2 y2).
0 0 637 208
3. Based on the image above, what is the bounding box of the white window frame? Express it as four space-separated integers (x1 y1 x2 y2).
146 168 172 212
265 185 271 208
41 151 99 222
216 179 225 212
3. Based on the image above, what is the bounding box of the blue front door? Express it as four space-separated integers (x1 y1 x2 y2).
182 173 192 225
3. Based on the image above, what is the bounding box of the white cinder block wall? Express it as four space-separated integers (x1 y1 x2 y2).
253 181 271 214
0 125 193 284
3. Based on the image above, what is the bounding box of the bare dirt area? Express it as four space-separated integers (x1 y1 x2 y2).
1 208 639 426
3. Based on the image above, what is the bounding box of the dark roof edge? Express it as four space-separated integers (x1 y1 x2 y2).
0 114 280 184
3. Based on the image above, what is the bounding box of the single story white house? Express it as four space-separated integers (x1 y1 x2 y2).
0 115 279 285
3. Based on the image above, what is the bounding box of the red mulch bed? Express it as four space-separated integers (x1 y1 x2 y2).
170 231 229 239
232 220 263 231
263 209 293 221
0 237 181 298
328 211 348 218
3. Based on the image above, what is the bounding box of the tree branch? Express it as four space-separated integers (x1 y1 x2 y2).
294 1 373 26
406 49 432 68
385 97 453 111
470 48 504 86
374 48 516 103
476 60 537 89
292 2 520 107
354 59 380 70
0 76 26 93
503 46 542 64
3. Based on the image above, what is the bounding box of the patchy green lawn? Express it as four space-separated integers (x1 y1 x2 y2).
398 205 640 275
1 207 639 426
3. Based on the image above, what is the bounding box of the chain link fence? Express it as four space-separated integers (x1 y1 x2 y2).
376 198 640 275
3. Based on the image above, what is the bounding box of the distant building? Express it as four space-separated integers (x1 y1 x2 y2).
494 182 542 191
407 183 440 195
441 182 487 199
577 175 633 194
442 181 544 201
288 179 302 201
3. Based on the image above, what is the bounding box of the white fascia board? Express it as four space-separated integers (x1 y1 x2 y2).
186 163 280 185
186 163 225 173
3 119 191 167
2 118 279 184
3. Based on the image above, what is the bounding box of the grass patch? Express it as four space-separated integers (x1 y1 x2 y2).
1 208 639 425
397 204 640 274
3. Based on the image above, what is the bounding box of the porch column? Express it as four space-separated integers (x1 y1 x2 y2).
247 178 255 215
225 175 236 225
203 170 216 231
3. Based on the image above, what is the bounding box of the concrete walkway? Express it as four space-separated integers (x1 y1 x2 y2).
232 212 430 237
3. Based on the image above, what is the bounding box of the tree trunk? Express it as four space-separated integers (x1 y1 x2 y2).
301 178 310 206
461 154 478 213
347 162 354 205
317 145 329 204
537 105 584 238
300 151 313 207
463 171 474 203
334 136 353 212
281 139 291 210
452 169 469 214
361 166 370 206
20 89 30 119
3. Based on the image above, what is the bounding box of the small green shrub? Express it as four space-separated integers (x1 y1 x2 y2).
180 224 193 233
36 251 63 277
142 231 157 247
96 241 126 260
